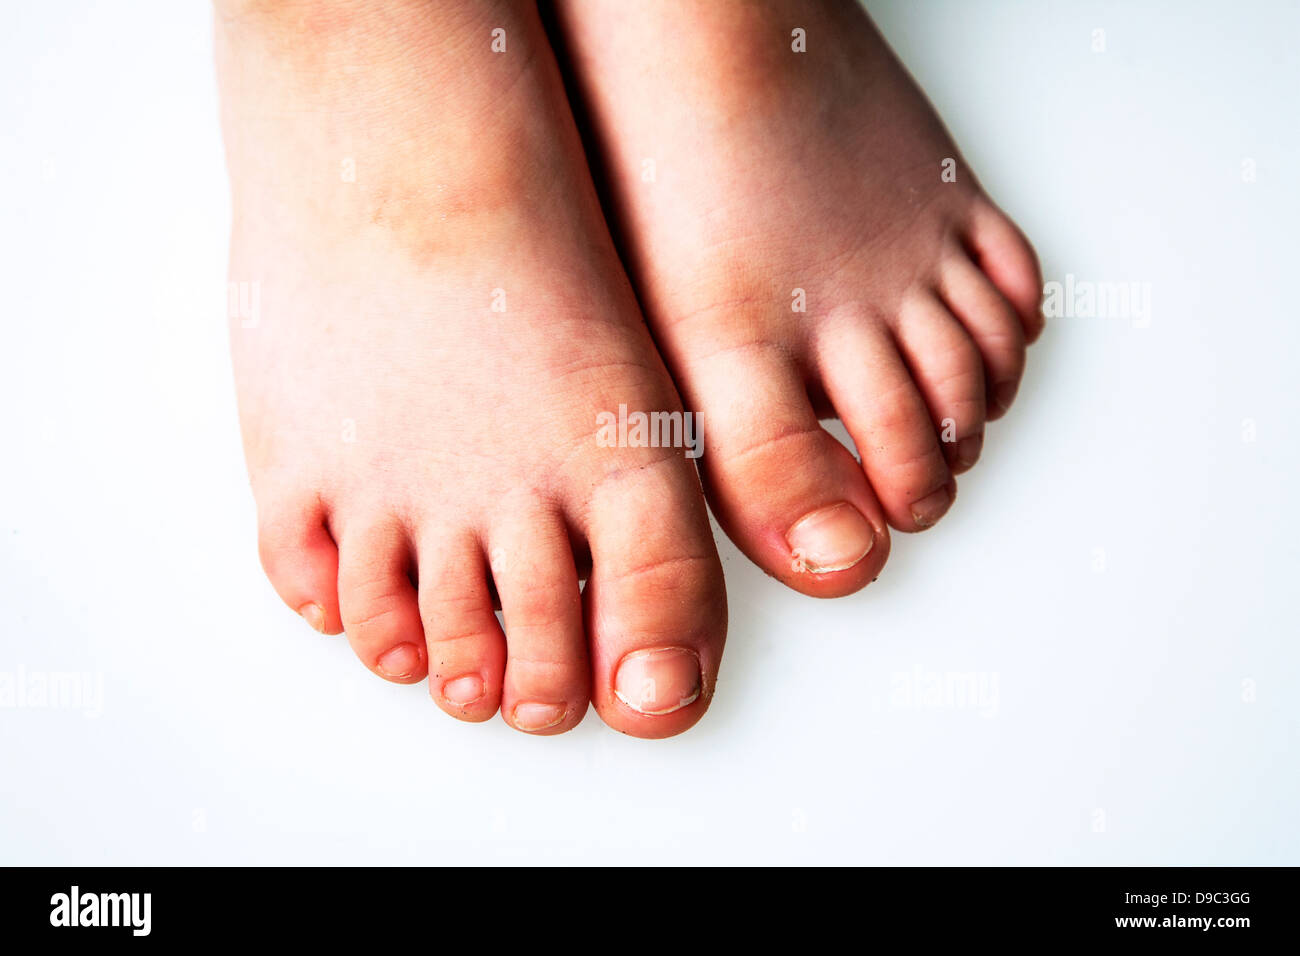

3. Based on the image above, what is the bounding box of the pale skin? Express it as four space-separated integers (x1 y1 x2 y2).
217 0 1041 737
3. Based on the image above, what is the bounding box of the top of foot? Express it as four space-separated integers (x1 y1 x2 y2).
553 0 1044 596
217 0 726 738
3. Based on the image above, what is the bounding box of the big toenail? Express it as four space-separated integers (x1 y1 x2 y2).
614 647 701 716
993 381 1018 414
376 643 420 679
786 502 875 573
442 674 485 706
911 485 954 528
298 602 327 633
955 434 983 469
513 701 566 731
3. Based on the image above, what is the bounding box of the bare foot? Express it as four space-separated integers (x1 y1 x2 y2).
551 0 1044 597
216 0 725 737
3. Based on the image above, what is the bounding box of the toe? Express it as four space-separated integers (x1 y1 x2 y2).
337 520 427 683
817 316 956 532
893 292 988 475
964 202 1045 343
489 508 588 735
939 249 1028 421
257 492 343 634
416 531 506 723
582 455 727 739
682 340 889 597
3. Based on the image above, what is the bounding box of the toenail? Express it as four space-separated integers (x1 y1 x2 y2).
911 485 954 528
614 647 701 716
512 701 566 731
955 434 983 469
786 502 875 573
376 643 420 680
993 381 1018 414
442 674 485 706
298 602 327 633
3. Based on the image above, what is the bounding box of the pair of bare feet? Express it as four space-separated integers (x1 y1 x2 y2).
217 0 1042 738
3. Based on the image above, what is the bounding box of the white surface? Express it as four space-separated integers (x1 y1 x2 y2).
1 0 1296 865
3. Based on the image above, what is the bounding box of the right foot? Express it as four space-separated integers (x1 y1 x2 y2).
551 0 1045 597
216 0 725 738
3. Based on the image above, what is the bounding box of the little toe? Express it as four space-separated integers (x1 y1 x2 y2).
965 201 1046 343
256 492 343 635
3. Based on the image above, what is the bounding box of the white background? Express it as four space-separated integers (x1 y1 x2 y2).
1 1 1296 864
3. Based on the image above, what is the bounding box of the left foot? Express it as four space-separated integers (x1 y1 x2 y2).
550 0 1044 597
216 0 727 738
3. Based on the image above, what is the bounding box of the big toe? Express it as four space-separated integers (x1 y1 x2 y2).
681 337 891 596
582 455 727 739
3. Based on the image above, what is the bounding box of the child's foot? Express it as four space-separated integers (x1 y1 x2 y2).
216 0 725 737
550 0 1044 597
